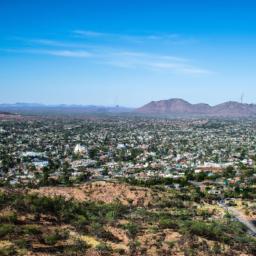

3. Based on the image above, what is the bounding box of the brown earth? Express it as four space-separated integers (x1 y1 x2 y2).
31 181 155 207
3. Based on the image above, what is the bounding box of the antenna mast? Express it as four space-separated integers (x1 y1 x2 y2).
240 93 244 104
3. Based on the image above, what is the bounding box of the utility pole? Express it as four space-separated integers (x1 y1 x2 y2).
240 93 244 104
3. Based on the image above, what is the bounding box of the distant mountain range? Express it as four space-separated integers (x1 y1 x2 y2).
136 98 256 117
1 100 256 117
0 103 133 114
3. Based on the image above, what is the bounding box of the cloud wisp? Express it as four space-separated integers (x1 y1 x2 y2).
4 48 92 58
42 50 91 58
4 31 212 75
3 47 212 75
100 51 212 75
73 30 187 44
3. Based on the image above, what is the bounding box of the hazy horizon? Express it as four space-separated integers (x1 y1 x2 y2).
1 97 256 109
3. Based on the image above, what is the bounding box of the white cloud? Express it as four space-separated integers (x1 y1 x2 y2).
100 51 212 75
43 50 91 57
72 30 182 43
4 47 212 75
4 48 92 58
73 30 107 37
5 32 212 76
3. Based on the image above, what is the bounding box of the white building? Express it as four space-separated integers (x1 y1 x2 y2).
74 144 87 155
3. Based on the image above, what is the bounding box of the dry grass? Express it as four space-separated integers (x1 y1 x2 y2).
31 181 154 206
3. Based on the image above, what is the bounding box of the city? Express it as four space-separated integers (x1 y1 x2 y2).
0 115 256 255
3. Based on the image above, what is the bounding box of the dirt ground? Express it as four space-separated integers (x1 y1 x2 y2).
31 181 155 207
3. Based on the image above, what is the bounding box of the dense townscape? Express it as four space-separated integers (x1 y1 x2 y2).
0 116 256 255
1 117 256 190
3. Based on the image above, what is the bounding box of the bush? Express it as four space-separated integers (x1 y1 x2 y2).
183 221 224 241
0 211 17 223
42 233 59 245
14 239 31 249
0 246 16 256
23 225 41 235
55 228 69 240
159 218 179 230
72 215 88 230
122 222 139 238
42 228 69 245
0 224 15 238
96 242 113 253
181 220 248 245
64 239 90 255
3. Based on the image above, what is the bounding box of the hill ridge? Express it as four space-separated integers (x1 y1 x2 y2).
136 98 256 117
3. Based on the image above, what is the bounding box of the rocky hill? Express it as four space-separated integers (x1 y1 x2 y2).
136 98 256 117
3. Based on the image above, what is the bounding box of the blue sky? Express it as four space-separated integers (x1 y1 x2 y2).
1 0 256 107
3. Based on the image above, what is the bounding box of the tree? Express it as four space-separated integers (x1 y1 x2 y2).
42 167 50 185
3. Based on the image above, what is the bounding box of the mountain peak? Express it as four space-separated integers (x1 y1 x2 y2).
136 98 256 117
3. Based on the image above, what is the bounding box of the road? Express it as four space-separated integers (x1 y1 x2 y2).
218 201 256 236
188 180 256 236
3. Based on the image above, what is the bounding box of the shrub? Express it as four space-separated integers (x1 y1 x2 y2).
42 233 60 245
64 239 89 255
96 242 113 253
42 228 69 245
14 239 31 249
0 241 16 256
0 211 17 223
0 246 16 256
0 224 15 238
72 215 88 230
122 222 139 238
23 225 41 235
159 218 179 230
